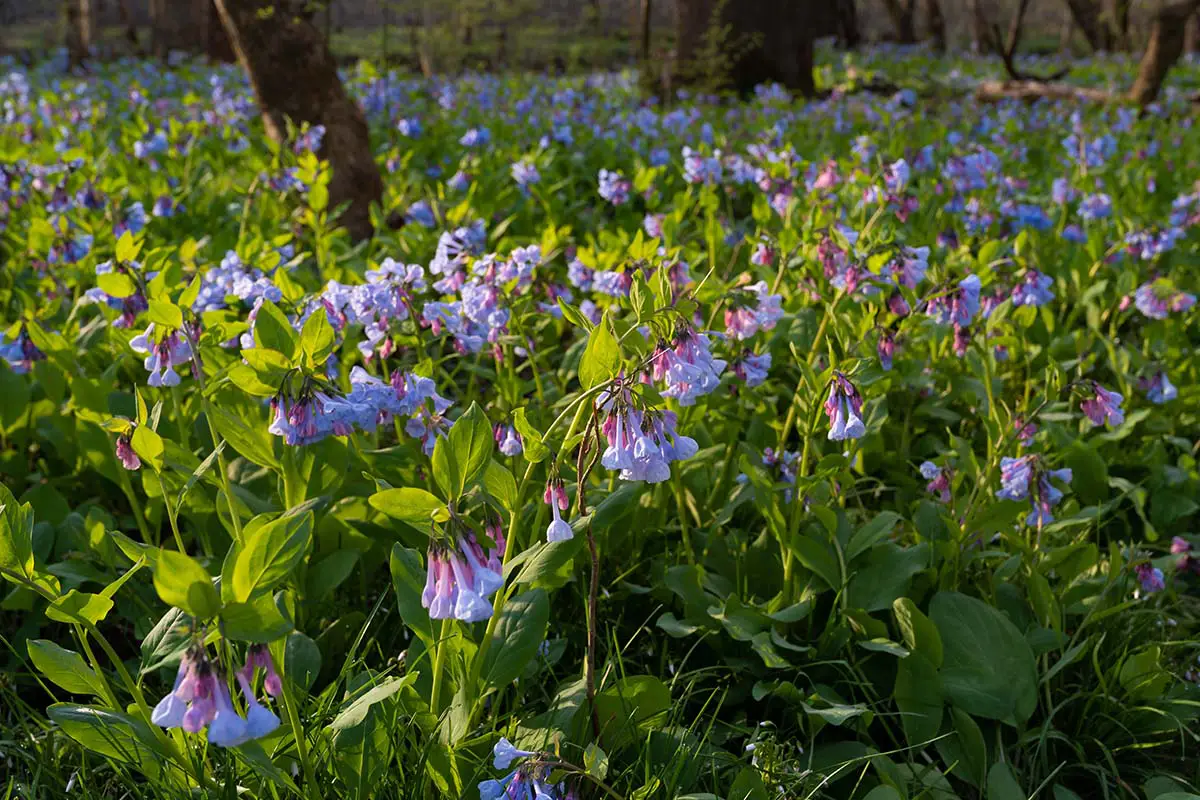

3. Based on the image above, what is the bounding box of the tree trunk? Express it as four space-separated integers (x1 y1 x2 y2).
1108 0 1131 50
968 0 993 52
212 0 384 242
1186 11 1200 52
835 0 860 48
925 0 945 51
1065 0 1113 51
1128 0 1200 105
674 0 815 97
1059 3 1075 51
639 0 653 62
116 0 143 55
881 0 916 43
64 0 87 69
206 0 235 61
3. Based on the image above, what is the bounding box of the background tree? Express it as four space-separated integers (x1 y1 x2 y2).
212 0 384 241
880 0 917 43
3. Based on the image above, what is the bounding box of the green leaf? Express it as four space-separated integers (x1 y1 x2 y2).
930 591 1037 723
389 545 433 647
892 597 944 667
230 510 313 602
309 182 329 212
431 402 492 500
209 405 278 469
511 408 549 463
27 640 107 696
0 486 35 581
370 487 445 535
147 300 183 330
115 230 142 264
46 590 114 625
483 460 518 511
98 271 137 299
483 589 549 688
153 549 219 618
986 762 1025 800
221 595 294 642
306 549 360 601
583 743 610 782
578 312 620 388
48 704 167 772
728 767 770 800
282 631 321 692
327 674 416 731
846 511 901 561
253 300 299 360
299 309 336 368
893 651 942 748
594 675 671 748
131 427 164 472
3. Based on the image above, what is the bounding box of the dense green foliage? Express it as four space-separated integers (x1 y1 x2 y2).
1 48 1199 800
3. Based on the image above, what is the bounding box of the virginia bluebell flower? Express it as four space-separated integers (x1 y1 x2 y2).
1139 370 1177 404
512 159 541 190
1011 271 1054 307
1135 563 1165 595
920 461 951 503
422 535 502 623
130 324 193 387
1134 279 1196 319
651 326 726 405
724 281 783 340
733 351 771 387
0 326 44 374
543 479 573 543
877 330 896 371
996 455 1072 526
1080 381 1125 428
494 424 523 457
597 168 630 205
926 274 982 326
824 372 866 441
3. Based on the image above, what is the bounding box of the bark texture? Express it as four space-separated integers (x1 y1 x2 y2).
674 0 817 97
925 0 945 51
212 0 384 242
880 0 917 43
64 0 89 70
1128 0 1200 105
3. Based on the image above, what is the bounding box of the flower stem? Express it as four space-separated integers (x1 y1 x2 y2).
429 618 450 714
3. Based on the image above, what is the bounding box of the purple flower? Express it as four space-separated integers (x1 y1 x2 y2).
824 372 865 441
724 282 783 341
512 159 541 189
733 351 771 387
493 737 536 770
0 327 45 374
422 535 501 623
1011 271 1054 307
643 213 665 238
543 479 573 542
1139 371 1177 404
652 327 726 406
600 386 698 484
598 169 630 205
920 461 951 503
130 324 193 387
1014 417 1037 447
1134 280 1195 319
877 330 896 371
115 433 141 471
1135 563 1165 594
1078 193 1111 221
927 274 982 327
996 455 1072 526
495 424 524 457
1080 382 1125 428
682 146 722 185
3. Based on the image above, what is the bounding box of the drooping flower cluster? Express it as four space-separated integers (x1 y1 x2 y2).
422 532 503 623
479 737 578 800
1011 271 1054 307
1133 280 1196 320
130 324 194 388
601 384 699 484
597 168 630 205
543 479 573 543
824 372 866 441
268 367 451 450
724 281 783 340
996 455 1073 527
323 258 426 359
651 326 726 406
1139 370 1177 404
152 644 280 748
1080 381 1125 428
0 326 44 374
919 461 951 503
926 274 982 327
